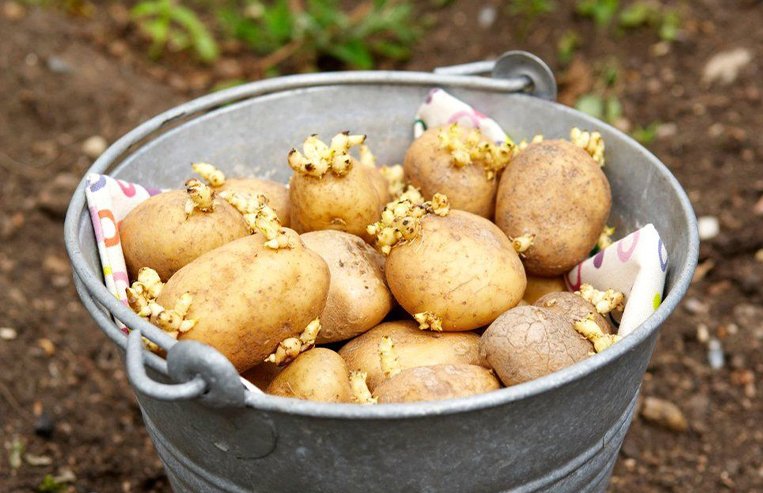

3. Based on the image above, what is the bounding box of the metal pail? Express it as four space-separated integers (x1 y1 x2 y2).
64 53 698 493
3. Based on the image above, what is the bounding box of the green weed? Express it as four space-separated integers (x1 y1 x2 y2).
132 0 219 62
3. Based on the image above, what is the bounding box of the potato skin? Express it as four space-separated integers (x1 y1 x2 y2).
495 140 611 277
241 361 282 390
339 320 484 390
363 166 392 207
289 162 382 238
385 210 526 331
404 126 498 218
120 190 250 281
217 178 291 227
267 348 353 403
523 275 567 304
534 291 613 335
301 231 393 343
157 230 330 372
480 305 593 386
373 364 500 403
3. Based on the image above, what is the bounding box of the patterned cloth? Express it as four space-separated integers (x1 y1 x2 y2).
414 89 668 336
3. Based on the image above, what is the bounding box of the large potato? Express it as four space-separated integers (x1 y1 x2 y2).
385 210 526 331
403 125 508 218
301 231 393 343
157 230 330 372
288 134 383 238
267 348 353 403
363 165 392 207
339 320 484 390
120 189 249 281
523 275 567 304
217 178 291 227
535 292 613 335
480 305 593 386
373 364 500 403
495 140 611 277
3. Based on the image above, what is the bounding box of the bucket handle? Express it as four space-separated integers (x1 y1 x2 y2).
434 50 557 100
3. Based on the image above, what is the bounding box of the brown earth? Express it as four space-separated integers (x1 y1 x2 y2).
1 0 762 491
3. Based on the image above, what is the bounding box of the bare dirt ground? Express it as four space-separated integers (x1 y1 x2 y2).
1 1 762 491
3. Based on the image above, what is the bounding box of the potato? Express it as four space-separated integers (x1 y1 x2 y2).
523 275 567 304
479 305 593 386
120 185 250 281
339 320 484 390
495 139 611 277
267 348 353 402
373 364 500 403
300 231 393 343
403 124 511 218
385 209 526 331
217 178 291 227
288 133 383 238
241 361 282 390
535 291 613 335
363 165 392 206
157 230 330 372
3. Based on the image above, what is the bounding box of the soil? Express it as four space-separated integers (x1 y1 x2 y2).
1 0 762 492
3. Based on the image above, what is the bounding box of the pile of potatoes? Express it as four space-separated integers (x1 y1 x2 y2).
121 123 626 404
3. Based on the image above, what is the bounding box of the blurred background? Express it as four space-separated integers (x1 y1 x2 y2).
0 0 761 491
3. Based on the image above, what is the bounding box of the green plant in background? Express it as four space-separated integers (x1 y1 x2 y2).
132 0 219 62
632 122 660 144
506 0 556 38
218 0 418 71
557 30 581 66
619 2 681 42
575 61 623 125
575 0 619 27
37 475 65 493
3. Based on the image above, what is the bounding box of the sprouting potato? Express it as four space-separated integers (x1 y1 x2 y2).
192 162 291 226
287 133 385 238
300 230 393 343
403 124 514 218
373 364 501 403
120 179 250 281
267 348 354 403
154 226 330 373
495 139 611 277
339 320 485 391
372 193 526 331
534 291 613 335
523 275 568 305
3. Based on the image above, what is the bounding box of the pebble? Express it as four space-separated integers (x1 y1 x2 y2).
47 56 73 74
37 172 80 219
684 297 708 315
708 338 725 370
702 48 752 86
24 454 53 466
756 249 763 263
43 254 70 276
753 196 763 216
477 5 497 28
696 324 709 344
81 135 108 159
0 327 18 340
38 338 56 356
640 396 688 432
698 216 720 240
656 123 677 140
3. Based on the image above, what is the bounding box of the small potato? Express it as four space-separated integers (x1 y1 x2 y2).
121 188 249 281
267 348 353 403
373 364 500 403
301 231 393 343
535 292 613 335
217 178 291 227
386 210 526 331
403 125 510 218
339 320 484 390
495 140 611 277
288 133 383 238
157 230 330 372
523 275 567 304
480 305 593 386
241 361 282 390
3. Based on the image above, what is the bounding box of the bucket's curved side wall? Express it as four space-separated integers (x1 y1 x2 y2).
134 333 656 493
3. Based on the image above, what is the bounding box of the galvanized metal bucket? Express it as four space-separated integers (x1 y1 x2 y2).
64 52 698 493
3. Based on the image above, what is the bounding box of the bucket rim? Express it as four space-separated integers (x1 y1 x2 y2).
65 70 699 419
